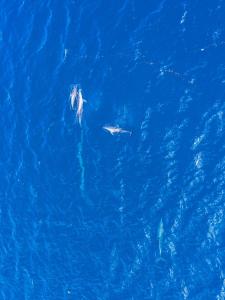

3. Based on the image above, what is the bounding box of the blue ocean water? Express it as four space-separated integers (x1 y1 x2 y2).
1 0 225 299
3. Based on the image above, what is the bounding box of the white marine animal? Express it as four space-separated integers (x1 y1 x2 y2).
76 88 87 125
158 219 164 256
70 84 78 110
103 126 132 135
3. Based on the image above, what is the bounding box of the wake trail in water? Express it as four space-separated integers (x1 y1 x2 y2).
76 127 92 206
77 129 85 196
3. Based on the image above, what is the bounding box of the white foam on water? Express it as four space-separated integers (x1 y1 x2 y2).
194 152 203 169
181 281 189 300
217 279 225 300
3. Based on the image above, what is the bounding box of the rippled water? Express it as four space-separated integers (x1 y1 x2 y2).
1 0 225 299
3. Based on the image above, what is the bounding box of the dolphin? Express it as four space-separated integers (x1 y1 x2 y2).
158 219 164 256
76 89 84 125
70 84 78 110
103 126 132 136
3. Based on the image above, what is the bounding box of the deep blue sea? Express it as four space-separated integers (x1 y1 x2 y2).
1 0 225 299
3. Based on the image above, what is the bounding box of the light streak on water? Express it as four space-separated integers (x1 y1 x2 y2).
77 129 85 197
